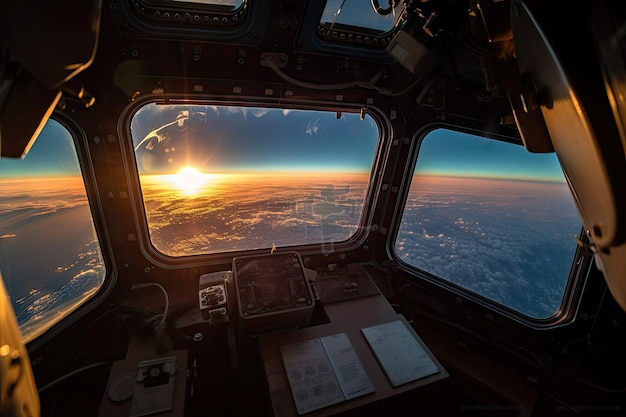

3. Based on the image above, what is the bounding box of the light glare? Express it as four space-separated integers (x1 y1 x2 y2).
172 167 207 195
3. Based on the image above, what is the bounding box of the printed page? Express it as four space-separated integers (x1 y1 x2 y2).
320 333 375 400
362 320 439 387
280 338 344 415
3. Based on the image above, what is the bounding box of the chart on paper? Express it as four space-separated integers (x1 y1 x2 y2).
361 320 439 387
280 333 374 415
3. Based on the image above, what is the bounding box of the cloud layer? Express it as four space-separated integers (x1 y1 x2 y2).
396 176 581 318
141 173 369 256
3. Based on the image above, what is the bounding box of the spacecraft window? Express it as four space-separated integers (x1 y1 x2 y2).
0 119 106 342
394 128 582 319
171 0 243 8
130 103 379 257
319 0 405 35
139 0 244 11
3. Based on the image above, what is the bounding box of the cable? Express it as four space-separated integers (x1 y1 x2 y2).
557 369 626 394
38 360 112 393
327 0 347 34
131 283 169 332
389 76 423 97
131 283 170 353
263 58 364 91
263 57 420 97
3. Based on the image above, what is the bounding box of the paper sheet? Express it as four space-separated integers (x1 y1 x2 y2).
281 338 344 415
361 320 439 387
320 333 375 400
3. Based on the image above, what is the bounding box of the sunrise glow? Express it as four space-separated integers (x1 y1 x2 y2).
171 167 209 195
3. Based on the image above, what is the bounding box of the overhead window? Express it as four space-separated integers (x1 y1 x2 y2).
171 0 243 7
0 119 106 341
320 0 404 34
142 0 243 9
130 0 247 28
317 0 405 48
130 103 379 257
394 129 582 319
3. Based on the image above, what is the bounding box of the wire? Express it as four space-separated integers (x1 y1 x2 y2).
389 76 423 97
132 283 170 353
38 360 112 393
327 0 347 35
263 57 419 97
131 283 169 331
263 58 365 91
557 369 626 394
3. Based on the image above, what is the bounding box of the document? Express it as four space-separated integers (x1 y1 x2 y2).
361 320 439 387
320 333 375 400
281 333 373 415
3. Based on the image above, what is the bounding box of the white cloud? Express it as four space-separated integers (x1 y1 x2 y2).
395 180 581 318
251 108 269 118
305 118 321 135
226 106 246 118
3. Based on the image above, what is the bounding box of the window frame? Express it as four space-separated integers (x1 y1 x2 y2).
295 2 405 61
120 95 390 269
4 113 116 346
316 0 407 49
118 0 266 44
388 124 589 329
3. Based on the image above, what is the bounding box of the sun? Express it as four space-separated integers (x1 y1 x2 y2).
172 166 207 195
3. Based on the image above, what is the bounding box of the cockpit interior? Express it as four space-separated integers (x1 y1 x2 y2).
1 0 626 416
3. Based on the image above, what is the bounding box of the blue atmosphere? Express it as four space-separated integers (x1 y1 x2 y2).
130 104 565 181
0 120 80 178
416 129 565 182
1 107 565 184
131 104 380 174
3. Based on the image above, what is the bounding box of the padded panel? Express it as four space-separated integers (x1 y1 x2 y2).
511 0 626 310
0 77 61 158
5 0 102 89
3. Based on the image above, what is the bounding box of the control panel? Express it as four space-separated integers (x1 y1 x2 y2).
198 271 231 324
232 251 314 341
233 252 313 317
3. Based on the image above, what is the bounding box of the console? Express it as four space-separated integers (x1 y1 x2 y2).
232 251 314 341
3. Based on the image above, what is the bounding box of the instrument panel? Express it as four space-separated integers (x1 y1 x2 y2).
233 251 313 318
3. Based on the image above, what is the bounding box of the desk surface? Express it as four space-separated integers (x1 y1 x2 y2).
98 345 188 417
259 295 448 417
